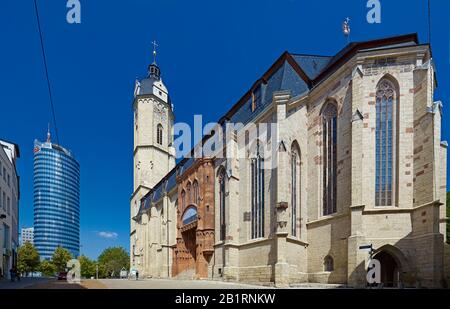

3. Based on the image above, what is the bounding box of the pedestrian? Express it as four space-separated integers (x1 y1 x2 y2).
9 268 15 282
15 268 21 282
136 270 139 281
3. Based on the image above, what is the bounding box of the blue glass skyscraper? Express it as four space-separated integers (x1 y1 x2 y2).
33 133 80 260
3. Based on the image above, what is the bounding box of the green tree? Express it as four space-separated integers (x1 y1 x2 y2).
52 247 73 272
17 242 40 276
78 255 96 278
97 247 129 278
447 191 449 244
39 260 56 277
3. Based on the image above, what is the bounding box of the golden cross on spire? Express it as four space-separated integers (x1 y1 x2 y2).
152 40 158 64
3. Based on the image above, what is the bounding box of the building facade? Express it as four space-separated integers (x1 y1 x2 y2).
20 227 34 246
34 134 80 260
0 139 20 280
130 34 449 287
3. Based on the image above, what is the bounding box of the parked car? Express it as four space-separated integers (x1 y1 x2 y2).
57 271 68 281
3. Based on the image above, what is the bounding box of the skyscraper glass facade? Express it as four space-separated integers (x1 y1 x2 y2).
33 140 80 260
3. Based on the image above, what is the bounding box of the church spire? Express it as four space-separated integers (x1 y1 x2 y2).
152 40 158 65
148 40 161 79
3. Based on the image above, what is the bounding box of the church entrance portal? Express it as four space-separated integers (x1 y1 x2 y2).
374 250 400 287
181 227 197 270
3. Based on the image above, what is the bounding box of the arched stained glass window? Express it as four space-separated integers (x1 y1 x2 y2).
375 79 397 206
322 102 337 216
219 169 226 241
251 140 265 239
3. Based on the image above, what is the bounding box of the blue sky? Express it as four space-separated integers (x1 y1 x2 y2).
0 0 448 259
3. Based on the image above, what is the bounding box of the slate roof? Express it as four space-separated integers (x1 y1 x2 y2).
291 54 332 80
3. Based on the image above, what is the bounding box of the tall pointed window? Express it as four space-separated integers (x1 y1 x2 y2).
186 182 192 204
251 141 265 239
291 144 300 237
157 124 163 145
375 79 397 206
181 190 186 209
219 169 226 241
193 181 199 205
322 102 337 216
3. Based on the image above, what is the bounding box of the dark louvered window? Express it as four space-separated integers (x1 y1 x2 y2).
251 86 262 112
157 124 163 145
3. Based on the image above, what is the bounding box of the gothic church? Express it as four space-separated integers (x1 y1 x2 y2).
130 34 449 287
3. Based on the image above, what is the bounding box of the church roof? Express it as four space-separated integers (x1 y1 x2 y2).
310 33 419 86
291 54 333 80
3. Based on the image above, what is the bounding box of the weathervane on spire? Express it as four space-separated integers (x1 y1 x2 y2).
342 17 351 43
152 40 158 64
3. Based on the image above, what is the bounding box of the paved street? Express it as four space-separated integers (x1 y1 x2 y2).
95 278 273 289
0 278 51 289
90 279 346 289
1 277 348 289
1 278 274 289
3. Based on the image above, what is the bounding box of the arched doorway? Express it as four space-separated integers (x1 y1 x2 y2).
181 207 198 270
374 250 401 287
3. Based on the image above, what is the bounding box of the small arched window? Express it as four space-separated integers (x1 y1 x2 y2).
193 181 199 205
219 169 226 241
322 102 338 216
157 124 163 145
324 256 334 272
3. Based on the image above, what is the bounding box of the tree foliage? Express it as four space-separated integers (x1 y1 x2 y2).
52 247 73 272
97 247 129 278
78 255 96 278
17 242 40 275
39 260 56 277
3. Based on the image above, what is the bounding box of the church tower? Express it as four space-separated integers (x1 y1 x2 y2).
131 45 176 220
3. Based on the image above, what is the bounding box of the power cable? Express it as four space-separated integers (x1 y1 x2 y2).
33 0 60 145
